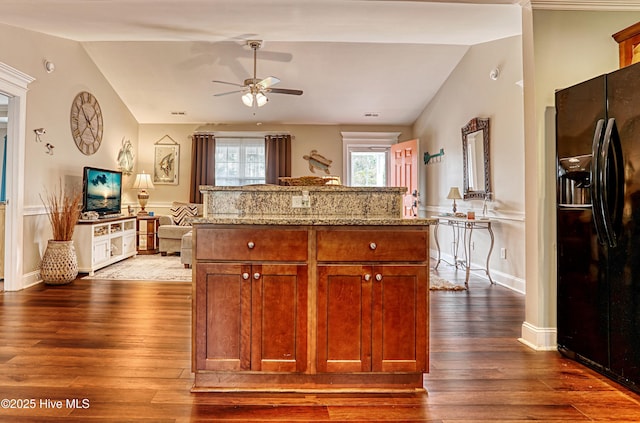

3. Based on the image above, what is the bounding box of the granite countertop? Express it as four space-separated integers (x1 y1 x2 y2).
199 185 407 193
192 216 436 226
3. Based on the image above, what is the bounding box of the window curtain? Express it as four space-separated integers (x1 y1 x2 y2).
189 133 216 204
265 134 291 185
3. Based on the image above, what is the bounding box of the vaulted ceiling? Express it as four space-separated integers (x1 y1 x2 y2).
0 1 631 125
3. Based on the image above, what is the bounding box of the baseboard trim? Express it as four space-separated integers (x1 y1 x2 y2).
22 270 43 290
430 249 525 294
519 321 557 351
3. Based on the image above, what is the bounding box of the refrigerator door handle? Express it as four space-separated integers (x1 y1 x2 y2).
591 118 607 246
599 118 624 248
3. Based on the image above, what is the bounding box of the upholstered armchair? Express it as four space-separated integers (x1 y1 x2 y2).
157 202 202 255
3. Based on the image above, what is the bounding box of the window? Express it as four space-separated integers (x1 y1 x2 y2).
341 132 400 187
215 137 265 186
349 149 387 187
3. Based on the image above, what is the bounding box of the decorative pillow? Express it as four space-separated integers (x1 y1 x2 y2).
170 202 198 226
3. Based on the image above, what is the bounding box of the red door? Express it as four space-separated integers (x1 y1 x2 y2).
390 139 418 218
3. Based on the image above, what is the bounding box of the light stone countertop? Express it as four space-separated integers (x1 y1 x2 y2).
199 185 407 193
192 216 436 226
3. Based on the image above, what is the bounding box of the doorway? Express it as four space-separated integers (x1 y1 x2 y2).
0 93 7 291
0 62 34 291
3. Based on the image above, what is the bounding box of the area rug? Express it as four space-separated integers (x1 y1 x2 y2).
430 272 467 291
85 255 463 289
83 254 192 282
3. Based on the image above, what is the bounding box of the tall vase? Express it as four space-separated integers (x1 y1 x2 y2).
40 240 78 285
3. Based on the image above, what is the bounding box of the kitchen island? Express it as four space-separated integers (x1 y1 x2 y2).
191 186 435 392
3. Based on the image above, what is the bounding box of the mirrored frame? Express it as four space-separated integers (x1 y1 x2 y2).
461 117 491 200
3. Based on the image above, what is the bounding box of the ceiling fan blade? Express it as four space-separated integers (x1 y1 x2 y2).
212 80 245 88
213 89 243 97
257 76 280 90
269 88 303 96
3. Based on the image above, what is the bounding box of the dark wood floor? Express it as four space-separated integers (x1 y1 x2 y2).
2 267 640 422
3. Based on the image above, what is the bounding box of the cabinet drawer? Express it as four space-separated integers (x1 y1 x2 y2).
316 229 427 262
196 228 308 261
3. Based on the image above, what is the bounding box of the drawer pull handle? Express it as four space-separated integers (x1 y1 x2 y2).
247 241 255 249
369 242 377 250
364 274 371 281
375 274 383 282
242 273 250 280
253 272 261 280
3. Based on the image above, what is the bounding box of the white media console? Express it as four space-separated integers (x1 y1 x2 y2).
73 216 137 275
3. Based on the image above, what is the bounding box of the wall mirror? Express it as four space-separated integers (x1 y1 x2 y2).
461 117 491 200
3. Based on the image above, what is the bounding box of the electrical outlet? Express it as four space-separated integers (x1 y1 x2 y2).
500 248 507 259
292 196 310 208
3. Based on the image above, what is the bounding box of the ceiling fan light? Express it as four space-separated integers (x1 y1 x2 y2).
241 92 254 107
256 92 268 107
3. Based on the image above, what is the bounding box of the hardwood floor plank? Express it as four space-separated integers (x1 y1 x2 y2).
1 272 640 421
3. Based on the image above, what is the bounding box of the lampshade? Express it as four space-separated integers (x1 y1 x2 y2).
132 172 154 216
446 187 462 200
242 92 253 107
241 91 269 108
132 173 155 190
255 92 268 107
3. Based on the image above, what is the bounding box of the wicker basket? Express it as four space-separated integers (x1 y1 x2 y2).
279 176 328 186
40 240 78 285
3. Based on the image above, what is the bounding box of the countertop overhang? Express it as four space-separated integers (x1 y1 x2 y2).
193 216 436 226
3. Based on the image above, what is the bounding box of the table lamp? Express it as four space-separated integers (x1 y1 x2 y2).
132 172 155 215
446 186 462 213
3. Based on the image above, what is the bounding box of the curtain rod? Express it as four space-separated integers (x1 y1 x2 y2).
193 132 294 140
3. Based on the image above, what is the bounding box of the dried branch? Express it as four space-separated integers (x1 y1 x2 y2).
40 181 82 241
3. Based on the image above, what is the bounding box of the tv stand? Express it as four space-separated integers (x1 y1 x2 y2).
73 216 137 275
99 213 123 220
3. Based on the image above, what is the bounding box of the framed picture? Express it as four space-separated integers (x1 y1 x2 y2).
153 136 179 185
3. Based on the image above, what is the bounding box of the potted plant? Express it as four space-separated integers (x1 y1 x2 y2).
40 182 82 285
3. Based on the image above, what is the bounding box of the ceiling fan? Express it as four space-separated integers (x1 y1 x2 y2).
213 40 303 107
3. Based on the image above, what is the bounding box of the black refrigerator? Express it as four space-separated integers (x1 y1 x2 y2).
556 61 640 393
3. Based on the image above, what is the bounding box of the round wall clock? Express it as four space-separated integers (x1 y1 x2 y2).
70 91 103 155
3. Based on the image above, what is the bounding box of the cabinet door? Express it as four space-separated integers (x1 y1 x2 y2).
251 264 308 372
371 265 428 373
194 263 251 371
317 265 428 373
123 233 136 255
317 265 372 373
93 238 110 264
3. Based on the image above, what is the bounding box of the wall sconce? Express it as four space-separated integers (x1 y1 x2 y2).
489 67 500 81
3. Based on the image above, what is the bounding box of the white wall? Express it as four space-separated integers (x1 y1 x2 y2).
138 122 413 215
414 35 525 292
526 10 640 340
0 23 139 279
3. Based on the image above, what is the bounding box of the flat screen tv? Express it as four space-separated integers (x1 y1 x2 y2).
82 166 123 217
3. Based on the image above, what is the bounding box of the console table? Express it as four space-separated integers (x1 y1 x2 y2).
432 216 494 287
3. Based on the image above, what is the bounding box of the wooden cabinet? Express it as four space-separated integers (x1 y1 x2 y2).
136 216 159 254
316 228 428 374
195 227 308 262
73 217 137 275
194 227 308 375
613 22 640 68
195 262 308 373
192 223 429 392
317 264 427 373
